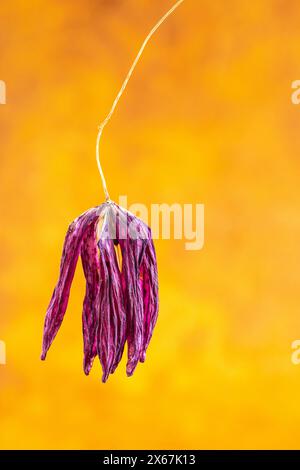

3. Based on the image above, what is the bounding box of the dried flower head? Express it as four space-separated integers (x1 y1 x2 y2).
41 202 159 382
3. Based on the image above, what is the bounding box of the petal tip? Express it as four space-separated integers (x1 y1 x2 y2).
102 372 109 383
140 351 146 363
126 363 136 377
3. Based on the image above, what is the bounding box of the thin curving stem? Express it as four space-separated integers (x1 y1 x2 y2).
95 0 185 201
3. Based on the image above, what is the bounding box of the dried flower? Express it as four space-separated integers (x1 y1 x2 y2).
40 0 187 382
41 202 159 382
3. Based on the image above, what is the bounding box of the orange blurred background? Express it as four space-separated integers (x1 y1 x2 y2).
1 0 300 449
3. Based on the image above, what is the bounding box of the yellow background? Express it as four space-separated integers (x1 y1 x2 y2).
1 0 300 449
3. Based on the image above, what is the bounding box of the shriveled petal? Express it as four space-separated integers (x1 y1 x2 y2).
111 204 157 376
41 206 103 360
139 235 159 363
120 236 145 376
81 219 101 375
98 236 127 382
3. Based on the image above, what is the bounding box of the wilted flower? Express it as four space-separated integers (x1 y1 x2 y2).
41 201 159 382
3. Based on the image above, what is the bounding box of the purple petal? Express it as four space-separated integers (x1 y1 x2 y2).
97 206 127 382
112 204 158 376
81 219 101 375
41 206 103 360
139 236 159 363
